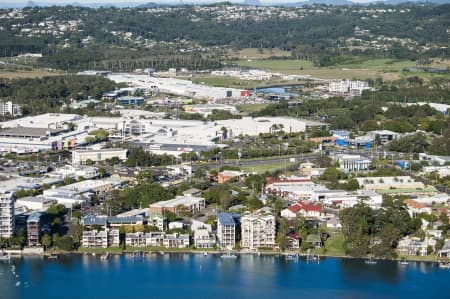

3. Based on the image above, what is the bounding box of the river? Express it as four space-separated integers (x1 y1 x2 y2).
1 254 448 299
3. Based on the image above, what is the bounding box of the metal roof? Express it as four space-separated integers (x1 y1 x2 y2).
218 212 236 226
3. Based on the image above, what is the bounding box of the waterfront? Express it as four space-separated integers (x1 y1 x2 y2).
1 254 449 299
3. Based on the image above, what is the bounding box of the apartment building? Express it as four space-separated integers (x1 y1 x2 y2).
26 212 42 246
149 196 205 215
193 228 215 249
0 192 15 238
125 232 189 248
0 100 21 117
241 212 276 250
217 212 239 249
82 229 120 248
328 80 370 96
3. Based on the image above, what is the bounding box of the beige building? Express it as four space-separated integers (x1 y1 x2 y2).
149 196 205 215
72 148 128 165
82 229 120 248
241 212 276 250
125 232 189 248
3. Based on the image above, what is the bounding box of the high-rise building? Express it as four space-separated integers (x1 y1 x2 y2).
27 212 42 246
217 212 240 249
0 100 21 117
0 192 15 238
241 212 276 250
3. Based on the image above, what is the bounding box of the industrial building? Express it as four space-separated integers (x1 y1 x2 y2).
72 148 128 165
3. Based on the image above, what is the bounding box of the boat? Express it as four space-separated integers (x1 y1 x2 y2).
221 252 237 259
203 252 208 257
439 262 450 269
100 252 110 261
48 254 58 259
159 251 165 256
285 253 299 261
0 255 10 261
365 257 377 265
399 258 409 265
221 246 237 259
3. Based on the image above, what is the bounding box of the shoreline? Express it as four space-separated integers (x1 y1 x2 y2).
4 248 447 264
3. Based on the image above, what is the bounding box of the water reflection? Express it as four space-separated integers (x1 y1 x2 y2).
1 254 448 299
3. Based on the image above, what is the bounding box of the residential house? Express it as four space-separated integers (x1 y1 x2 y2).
438 239 450 258
286 233 300 250
305 234 323 248
397 237 436 256
281 201 323 219
326 217 342 230
404 199 432 217
217 170 245 184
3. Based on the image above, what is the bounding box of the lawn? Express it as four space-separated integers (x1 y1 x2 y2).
234 58 450 81
0 67 63 79
236 103 269 113
240 161 295 174
225 47 292 60
321 231 346 257
77 246 124 254
191 76 259 88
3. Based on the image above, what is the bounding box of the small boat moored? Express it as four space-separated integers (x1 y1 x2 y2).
399 258 409 265
0 255 10 261
365 257 377 265
100 252 110 261
285 253 299 261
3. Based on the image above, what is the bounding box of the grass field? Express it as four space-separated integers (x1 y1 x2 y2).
0 67 63 79
240 161 295 174
191 76 260 88
225 48 292 60
321 232 346 257
235 58 450 81
236 103 269 113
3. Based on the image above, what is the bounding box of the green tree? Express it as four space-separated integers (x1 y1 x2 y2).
41 234 52 250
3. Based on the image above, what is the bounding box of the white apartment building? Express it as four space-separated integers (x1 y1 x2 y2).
125 232 189 248
217 212 237 249
0 192 15 238
0 100 21 117
328 80 370 96
194 228 215 249
82 229 120 248
241 213 276 250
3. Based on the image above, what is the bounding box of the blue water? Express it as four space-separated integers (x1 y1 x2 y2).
1 254 449 299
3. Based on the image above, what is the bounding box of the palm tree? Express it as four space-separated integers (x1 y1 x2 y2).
41 234 52 250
